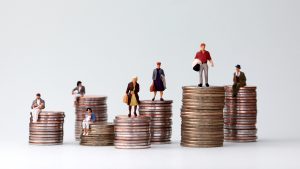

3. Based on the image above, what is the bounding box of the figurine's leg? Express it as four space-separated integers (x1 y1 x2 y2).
236 83 241 95
199 65 204 85
203 64 209 85
160 91 164 101
232 83 240 97
152 91 157 101
86 122 90 135
32 109 39 123
31 109 36 122
134 106 138 117
128 106 132 117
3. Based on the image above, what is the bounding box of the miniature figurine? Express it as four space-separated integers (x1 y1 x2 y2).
151 62 166 101
31 93 45 123
126 76 140 117
82 108 96 136
72 81 86 105
194 43 214 87
232 64 247 97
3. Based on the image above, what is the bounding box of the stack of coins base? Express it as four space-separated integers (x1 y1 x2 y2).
29 111 65 145
80 122 114 146
75 95 108 141
139 100 173 144
181 86 225 148
224 86 257 142
114 115 151 149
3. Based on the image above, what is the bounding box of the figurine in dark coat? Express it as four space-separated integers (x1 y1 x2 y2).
152 62 166 101
232 64 247 97
126 76 140 117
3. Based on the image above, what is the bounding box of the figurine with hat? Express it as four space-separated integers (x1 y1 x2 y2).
232 64 247 97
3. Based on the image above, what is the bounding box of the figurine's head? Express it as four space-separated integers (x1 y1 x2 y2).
77 81 82 87
156 62 161 68
132 76 138 83
36 93 41 99
235 64 241 72
86 108 92 114
200 43 206 51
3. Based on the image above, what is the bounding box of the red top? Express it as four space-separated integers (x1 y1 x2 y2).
195 50 212 63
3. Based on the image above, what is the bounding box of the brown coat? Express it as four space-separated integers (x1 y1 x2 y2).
72 86 86 95
126 82 140 105
31 99 45 109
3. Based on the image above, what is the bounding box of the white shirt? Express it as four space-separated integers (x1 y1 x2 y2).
37 99 41 106
235 72 240 77
84 115 91 122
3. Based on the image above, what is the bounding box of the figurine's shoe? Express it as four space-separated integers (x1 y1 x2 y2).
160 98 164 101
134 113 138 117
205 83 209 87
152 98 155 101
198 84 203 87
128 113 131 117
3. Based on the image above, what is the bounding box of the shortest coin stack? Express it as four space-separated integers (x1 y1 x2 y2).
29 111 65 145
114 115 151 149
80 122 114 146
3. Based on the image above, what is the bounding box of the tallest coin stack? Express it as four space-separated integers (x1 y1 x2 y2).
181 86 225 147
75 95 108 141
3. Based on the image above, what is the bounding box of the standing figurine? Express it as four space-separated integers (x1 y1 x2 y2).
31 93 45 123
194 43 214 87
232 64 247 97
126 76 140 117
151 62 166 101
72 81 86 105
82 108 96 136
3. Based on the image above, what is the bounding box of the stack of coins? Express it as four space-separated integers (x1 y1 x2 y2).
75 95 107 140
114 115 151 149
80 122 114 146
29 111 65 145
139 100 173 144
224 86 257 142
181 86 225 147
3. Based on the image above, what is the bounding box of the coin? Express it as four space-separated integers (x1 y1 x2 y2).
224 86 258 142
80 122 114 146
139 100 173 144
29 111 65 145
75 95 108 140
180 86 225 148
114 115 151 149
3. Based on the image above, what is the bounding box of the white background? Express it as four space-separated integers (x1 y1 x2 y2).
0 0 299 168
